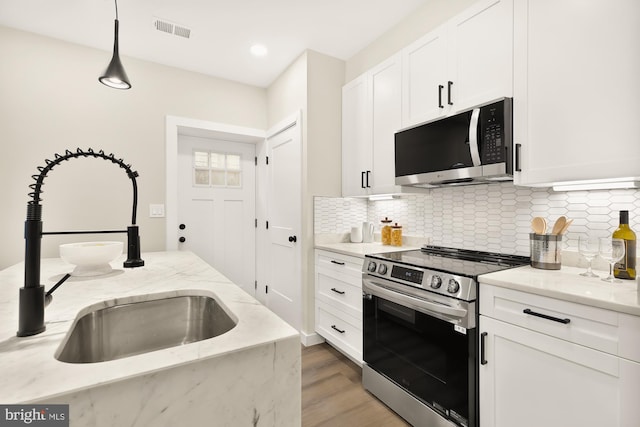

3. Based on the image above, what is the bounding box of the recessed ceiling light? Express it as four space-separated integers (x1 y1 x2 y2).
250 44 268 57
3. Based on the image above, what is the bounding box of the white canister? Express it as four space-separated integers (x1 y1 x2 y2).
350 226 363 243
362 222 374 243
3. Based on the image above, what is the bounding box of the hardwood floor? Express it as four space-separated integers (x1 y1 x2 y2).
302 343 410 427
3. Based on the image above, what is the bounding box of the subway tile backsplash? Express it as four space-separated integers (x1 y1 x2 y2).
314 183 640 255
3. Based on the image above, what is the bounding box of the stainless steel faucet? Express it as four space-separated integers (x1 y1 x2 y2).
17 148 145 337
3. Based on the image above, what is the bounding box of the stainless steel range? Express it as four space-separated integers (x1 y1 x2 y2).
362 245 529 427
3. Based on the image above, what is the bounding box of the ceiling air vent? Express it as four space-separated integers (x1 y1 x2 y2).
153 18 191 39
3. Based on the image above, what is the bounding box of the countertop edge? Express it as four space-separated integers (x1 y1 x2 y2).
479 265 640 317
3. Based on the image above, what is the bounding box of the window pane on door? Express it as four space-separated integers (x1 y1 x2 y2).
194 169 210 185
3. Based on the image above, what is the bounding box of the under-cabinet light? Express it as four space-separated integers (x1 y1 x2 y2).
368 194 396 201
552 180 640 192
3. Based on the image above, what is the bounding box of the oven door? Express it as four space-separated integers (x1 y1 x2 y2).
363 279 477 427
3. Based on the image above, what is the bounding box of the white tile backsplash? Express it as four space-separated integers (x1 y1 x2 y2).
314 183 640 255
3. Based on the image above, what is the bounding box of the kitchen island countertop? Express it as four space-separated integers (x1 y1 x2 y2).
0 251 300 405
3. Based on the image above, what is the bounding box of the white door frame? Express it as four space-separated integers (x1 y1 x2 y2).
165 115 265 250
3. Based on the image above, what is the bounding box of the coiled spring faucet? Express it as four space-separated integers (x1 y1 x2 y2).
17 148 144 337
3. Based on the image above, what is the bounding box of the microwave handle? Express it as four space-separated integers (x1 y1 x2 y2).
469 108 481 167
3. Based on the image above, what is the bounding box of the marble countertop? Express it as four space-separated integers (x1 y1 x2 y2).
0 251 299 403
314 233 427 258
480 265 640 316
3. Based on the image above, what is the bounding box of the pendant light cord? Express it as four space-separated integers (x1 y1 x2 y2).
115 0 119 20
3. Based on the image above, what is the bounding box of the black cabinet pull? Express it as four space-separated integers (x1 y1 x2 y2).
331 325 345 334
331 287 345 295
288 235 297 243
361 171 366 189
480 332 488 365
515 143 522 172
366 170 371 188
179 224 186 230
438 84 444 108
447 81 453 105
523 308 570 324
179 237 186 243
330 260 345 266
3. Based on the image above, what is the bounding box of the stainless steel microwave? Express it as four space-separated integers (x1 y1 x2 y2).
395 98 513 188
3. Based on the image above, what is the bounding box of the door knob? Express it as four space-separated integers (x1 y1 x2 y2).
179 224 186 230
288 236 297 243
179 237 186 243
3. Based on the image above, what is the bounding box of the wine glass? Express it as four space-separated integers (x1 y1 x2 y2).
599 238 625 283
578 236 600 277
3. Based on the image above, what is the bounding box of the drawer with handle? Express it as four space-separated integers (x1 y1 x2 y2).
316 301 362 363
315 250 363 281
316 266 362 319
480 284 619 355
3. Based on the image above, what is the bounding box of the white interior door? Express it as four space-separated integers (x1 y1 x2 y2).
177 135 256 296
266 116 301 331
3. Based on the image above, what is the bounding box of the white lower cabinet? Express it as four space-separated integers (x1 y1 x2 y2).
479 284 640 427
314 249 364 363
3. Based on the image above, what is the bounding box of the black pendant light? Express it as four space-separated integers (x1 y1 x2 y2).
99 0 131 89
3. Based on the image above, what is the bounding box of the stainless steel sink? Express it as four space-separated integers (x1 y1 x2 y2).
55 294 237 363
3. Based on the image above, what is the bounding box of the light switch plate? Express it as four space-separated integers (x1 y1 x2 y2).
149 204 165 218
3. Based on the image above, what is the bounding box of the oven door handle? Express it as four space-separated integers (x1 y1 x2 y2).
363 278 467 320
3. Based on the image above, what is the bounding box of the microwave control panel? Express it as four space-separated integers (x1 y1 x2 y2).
481 102 505 164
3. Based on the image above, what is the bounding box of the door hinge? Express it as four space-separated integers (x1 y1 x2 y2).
255 280 257 290
255 218 257 228
266 156 269 165
266 220 269 229
255 156 258 166
266 285 268 294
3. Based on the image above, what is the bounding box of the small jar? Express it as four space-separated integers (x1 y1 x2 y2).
381 217 393 245
390 223 403 247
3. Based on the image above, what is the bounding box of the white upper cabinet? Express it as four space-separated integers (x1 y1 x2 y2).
513 0 640 186
448 0 514 113
402 0 513 128
342 53 402 197
342 74 371 197
401 28 449 127
370 53 403 195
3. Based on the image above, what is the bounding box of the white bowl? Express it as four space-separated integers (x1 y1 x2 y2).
59 241 124 277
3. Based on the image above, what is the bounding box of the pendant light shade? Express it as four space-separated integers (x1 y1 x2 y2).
99 1 131 89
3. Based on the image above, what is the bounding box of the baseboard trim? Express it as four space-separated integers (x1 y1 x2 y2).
300 331 325 347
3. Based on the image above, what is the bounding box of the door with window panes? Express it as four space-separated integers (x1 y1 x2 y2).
177 135 256 296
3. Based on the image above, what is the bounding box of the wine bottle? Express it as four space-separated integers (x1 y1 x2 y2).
613 210 636 280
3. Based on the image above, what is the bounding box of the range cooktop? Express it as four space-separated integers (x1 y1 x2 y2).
366 245 530 279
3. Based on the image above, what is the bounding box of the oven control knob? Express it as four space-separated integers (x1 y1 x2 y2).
377 264 388 275
447 279 460 294
367 261 377 272
430 276 442 289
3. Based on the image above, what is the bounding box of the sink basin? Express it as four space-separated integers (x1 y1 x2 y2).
55 294 237 363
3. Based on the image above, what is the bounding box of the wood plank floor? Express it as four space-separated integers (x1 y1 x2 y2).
302 343 410 427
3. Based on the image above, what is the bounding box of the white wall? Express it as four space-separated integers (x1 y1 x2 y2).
345 0 479 82
266 50 344 336
0 26 267 269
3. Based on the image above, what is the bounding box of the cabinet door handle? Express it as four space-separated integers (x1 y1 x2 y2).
331 287 345 295
366 170 371 188
438 84 444 108
523 308 571 324
515 143 522 172
447 81 453 105
480 332 488 365
361 171 366 189
330 260 345 266
331 325 345 334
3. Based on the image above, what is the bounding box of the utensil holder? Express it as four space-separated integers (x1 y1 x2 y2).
530 233 562 270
